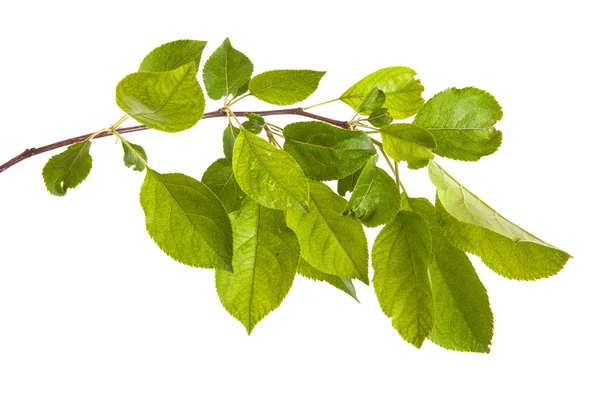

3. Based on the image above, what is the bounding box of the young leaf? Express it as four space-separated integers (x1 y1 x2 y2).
216 199 298 334
202 38 253 100
356 87 386 113
140 170 233 272
223 123 240 164
201 158 246 213
413 87 503 161
249 70 326 105
139 39 207 73
337 165 364 197
429 161 571 279
231 81 249 98
283 121 376 180
122 142 147 172
372 210 434 348
340 67 424 119
286 181 369 284
232 128 309 212
116 63 205 133
343 155 401 227
367 108 393 128
380 123 436 169
404 197 493 353
297 258 359 302
42 141 92 196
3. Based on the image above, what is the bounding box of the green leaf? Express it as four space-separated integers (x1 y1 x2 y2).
380 123 436 169
216 199 298 334
403 197 493 353
337 165 364 197
140 170 233 272
283 121 376 181
343 155 400 227
116 63 205 133
232 128 309 212
356 87 386 113
429 161 571 279
249 69 326 105
122 142 147 172
372 210 434 348
42 141 92 196
201 158 246 213
285 181 369 284
413 87 503 161
297 258 359 302
245 113 265 127
202 38 253 100
139 39 207 73
231 80 249 98
367 108 393 128
340 67 424 119
223 123 240 164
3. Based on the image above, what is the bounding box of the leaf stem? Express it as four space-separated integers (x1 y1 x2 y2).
110 129 150 170
303 98 339 110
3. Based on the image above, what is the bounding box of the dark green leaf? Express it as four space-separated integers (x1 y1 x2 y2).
122 142 147 172
340 67 424 119
233 128 309 212
245 112 265 126
367 108 393 128
337 165 364 197
285 181 369 284
116 63 205 132
356 87 386 113
139 39 207 73
413 87 503 161
297 258 359 302
231 81 249 98
42 141 92 196
283 121 376 181
343 155 400 227
249 70 326 105
223 123 240 164
139 170 233 272
380 123 436 169
216 199 298 334
202 38 253 100
201 158 246 213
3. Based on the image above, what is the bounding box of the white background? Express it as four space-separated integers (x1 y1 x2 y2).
0 1 598 403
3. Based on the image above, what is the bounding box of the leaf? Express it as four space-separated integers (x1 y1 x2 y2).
285 181 369 284
249 70 326 105
403 197 494 353
232 128 309 212
367 108 393 128
380 123 436 169
122 142 147 172
140 170 233 272
372 210 434 348
340 67 424 119
116 63 205 133
231 80 249 98
297 258 359 302
343 155 400 227
429 161 571 279
216 199 298 334
356 87 386 113
139 39 207 73
42 141 92 196
413 87 503 161
222 123 240 164
201 158 246 213
202 38 253 100
337 165 364 197
283 121 376 181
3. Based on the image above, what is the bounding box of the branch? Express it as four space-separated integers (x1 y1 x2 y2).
0 107 349 174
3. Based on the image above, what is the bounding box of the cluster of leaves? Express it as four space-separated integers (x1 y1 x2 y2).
40 39 571 352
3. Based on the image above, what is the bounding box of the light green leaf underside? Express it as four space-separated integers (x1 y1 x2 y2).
201 158 246 213
116 62 205 132
42 141 92 196
404 197 493 353
283 121 376 181
203 38 253 100
380 123 436 170
413 87 503 161
139 39 207 73
337 165 364 197
430 162 571 280
122 142 147 172
340 67 424 119
249 70 326 105
372 210 434 348
233 129 309 212
216 199 298 334
140 170 233 272
286 181 369 284
343 155 400 227
297 258 359 302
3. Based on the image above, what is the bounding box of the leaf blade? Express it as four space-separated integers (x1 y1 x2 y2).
249 69 326 105
42 141 92 196
202 38 253 100
201 158 246 213
139 39 207 73
296 258 359 302
380 123 436 169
